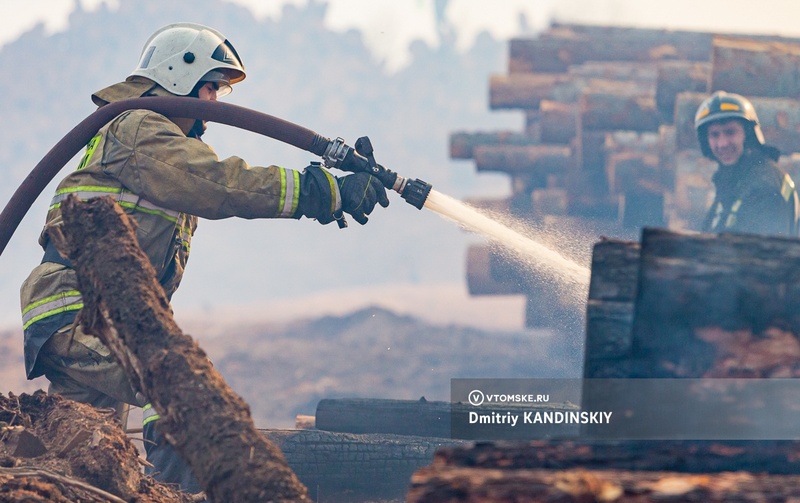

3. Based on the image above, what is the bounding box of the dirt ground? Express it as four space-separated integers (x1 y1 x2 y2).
0 391 193 502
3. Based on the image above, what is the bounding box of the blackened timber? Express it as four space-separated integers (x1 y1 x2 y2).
633 229 800 346
428 438 800 474
584 239 640 365
49 196 310 503
407 466 800 503
261 428 461 502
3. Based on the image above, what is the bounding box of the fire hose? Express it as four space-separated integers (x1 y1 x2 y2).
0 96 432 256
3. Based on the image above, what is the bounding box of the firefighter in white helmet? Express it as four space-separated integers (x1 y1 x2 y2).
695 90 799 236
20 22 388 495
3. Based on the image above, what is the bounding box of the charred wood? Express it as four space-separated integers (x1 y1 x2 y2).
584 239 640 366
407 465 800 502
428 438 800 474
261 428 461 503
49 196 310 503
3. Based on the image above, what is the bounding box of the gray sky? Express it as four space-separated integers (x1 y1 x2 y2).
4 0 800 71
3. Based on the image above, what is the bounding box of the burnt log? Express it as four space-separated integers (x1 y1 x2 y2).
583 239 640 368
656 60 710 122
632 227 800 353
473 144 573 175
49 196 309 503
711 37 800 98
449 131 540 160
407 465 800 503
261 428 461 503
316 398 452 438
427 438 800 474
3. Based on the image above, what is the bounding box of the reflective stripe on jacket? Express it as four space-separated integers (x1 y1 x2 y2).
21 107 303 378
702 148 800 237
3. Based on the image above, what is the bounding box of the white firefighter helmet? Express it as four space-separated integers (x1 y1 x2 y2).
130 22 245 97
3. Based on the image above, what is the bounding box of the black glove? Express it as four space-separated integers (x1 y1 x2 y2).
337 172 390 224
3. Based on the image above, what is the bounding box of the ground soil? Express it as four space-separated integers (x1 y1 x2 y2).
0 391 193 502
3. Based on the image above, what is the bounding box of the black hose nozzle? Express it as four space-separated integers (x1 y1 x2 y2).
323 136 432 209
399 178 432 210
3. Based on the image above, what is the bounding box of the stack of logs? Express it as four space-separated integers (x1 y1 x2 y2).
458 23 800 330
408 226 800 501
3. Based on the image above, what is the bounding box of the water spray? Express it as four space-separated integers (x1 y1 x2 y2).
322 135 589 300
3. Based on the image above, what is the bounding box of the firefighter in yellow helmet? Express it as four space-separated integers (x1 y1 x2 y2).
695 90 799 236
19 22 388 496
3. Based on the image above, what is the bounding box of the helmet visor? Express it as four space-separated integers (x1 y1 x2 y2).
200 70 233 98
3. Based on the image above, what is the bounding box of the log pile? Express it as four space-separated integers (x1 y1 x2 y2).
409 227 800 500
458 22 800 330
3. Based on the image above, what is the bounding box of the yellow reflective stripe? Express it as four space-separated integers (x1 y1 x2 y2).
278 169 301 217
279 168 287 216
22 290 84 329
50 186 179 223
291 170 300 215
178 225 192 252
77 134 102 171
323 169 341 213
118 201 178 223
50 186 121 209
782 174 796 202
720 103 740 111
142 403 160 426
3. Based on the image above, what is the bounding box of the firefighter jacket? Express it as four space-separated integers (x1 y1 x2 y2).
702 147 800 237
20 80 341 378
